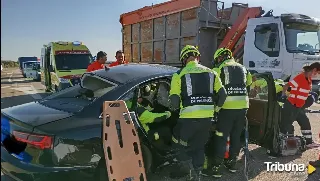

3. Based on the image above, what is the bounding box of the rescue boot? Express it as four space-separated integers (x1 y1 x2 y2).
202 157 223 177
201 156 211 177
223 158 237 173
169 160 192 179
186 167 203 181
201 165 223 177
201 168 212 177
211 165 222 178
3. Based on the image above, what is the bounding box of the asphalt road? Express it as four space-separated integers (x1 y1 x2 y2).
1 68 320 181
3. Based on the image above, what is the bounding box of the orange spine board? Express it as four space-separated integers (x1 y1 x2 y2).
120 0 201 25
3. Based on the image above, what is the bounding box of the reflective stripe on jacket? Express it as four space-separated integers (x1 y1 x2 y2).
213 59 252 109
288 73 311 108
169 61 224 118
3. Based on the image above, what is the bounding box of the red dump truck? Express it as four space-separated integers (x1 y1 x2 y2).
120 0 320 92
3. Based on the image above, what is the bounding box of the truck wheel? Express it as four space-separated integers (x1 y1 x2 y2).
94 144 152 181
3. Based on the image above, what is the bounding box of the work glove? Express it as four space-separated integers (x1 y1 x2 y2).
165 111 172 119
280 94 287 102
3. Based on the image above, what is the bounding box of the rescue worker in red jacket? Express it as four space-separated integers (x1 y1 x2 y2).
287 92 319 145
86 51 107 72
280 62 320 143
109 50 128 67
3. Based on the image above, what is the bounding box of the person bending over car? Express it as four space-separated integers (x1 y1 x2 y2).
87 51 107 72
136 85 172 145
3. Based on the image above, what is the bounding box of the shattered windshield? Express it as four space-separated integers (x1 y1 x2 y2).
284 22 320 54
39 74 118 113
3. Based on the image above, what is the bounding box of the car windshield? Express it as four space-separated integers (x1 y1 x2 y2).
24 62 37 69
39 74 118 113
33 63 40 70
55 54 92 70
284 22 320 54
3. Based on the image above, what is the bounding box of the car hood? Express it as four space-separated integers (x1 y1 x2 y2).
1 101 73 127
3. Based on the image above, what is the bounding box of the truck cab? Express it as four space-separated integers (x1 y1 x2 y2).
120 0 320 94
24 62 40 80
22 61 37 78
40 41 93 92
243 13 320 93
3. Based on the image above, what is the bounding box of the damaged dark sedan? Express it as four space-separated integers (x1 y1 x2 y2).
1 63 281 181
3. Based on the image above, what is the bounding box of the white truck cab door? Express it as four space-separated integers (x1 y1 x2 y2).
41 48 46 68
243 18 283 78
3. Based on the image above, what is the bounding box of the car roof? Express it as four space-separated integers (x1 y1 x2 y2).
89 63 179 84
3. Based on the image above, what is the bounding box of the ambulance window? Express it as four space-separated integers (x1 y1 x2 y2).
254 23 280 57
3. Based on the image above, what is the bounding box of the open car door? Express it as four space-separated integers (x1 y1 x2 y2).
247 72 279 151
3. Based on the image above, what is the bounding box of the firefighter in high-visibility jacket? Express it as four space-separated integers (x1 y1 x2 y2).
203 48 252 178
169 45 227 181
136 85 172 144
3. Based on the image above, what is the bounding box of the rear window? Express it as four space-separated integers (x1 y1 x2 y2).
39 75 118 112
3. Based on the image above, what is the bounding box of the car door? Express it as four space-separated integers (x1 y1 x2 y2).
247 72 278 148
130 78 174 145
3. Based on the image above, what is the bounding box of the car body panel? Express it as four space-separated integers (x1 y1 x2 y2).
93 63 179 84
1 102 73 127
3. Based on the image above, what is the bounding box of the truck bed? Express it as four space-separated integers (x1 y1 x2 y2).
120 0 248 68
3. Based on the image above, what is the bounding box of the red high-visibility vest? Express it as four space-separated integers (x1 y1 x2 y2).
288 73 311 108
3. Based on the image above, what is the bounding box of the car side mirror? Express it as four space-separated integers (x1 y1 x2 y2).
268 32 277 49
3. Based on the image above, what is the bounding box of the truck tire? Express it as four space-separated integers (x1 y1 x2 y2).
94 144 152 181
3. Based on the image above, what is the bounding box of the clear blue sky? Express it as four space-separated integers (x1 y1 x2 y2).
1 0 319 61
